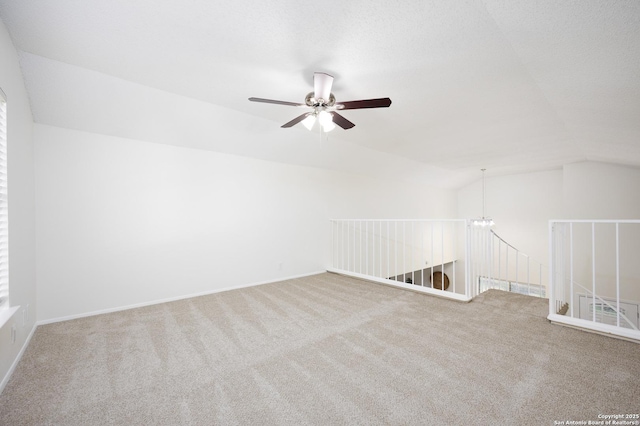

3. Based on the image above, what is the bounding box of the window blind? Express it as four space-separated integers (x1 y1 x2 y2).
0 89 7 308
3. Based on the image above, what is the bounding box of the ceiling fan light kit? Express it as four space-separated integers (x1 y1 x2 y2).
301 114 316 131
249 72 391 132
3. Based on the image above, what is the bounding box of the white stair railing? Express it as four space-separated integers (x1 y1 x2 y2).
549 220 640 341
480 230 547 298
329 220 548 302
329 219 471 301
329 218 640 341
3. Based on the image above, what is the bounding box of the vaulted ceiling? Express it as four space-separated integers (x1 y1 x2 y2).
1 1 638 187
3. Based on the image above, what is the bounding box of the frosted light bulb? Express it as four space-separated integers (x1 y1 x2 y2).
302 115 316 131
318 111 335 132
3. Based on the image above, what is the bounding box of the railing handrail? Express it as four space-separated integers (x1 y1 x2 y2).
490 230 547 268
330 219 467 223
550 219 640 224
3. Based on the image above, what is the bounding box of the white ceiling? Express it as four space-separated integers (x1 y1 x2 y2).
1 0 639 187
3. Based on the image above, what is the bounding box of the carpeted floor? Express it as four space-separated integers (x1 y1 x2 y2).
0 272 638 425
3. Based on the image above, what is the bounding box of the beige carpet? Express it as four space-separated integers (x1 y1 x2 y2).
1 273 638 425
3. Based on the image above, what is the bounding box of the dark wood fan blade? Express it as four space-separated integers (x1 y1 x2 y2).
336 98 392 110
249 97 306 107
331 112 355 129
281 113 311 128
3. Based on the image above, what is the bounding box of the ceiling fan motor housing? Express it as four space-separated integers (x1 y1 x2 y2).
305 92 336 108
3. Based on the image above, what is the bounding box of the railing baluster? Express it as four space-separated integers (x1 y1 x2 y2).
412 221 415 285
487 226 491 290
441 221 445 291
366 221 369 276
468 222 472 297
498 239 501 287
387 221 390 280
421 222 425 287
354 220 357 273
452 222 456 293
346 221 349 272
570 223 574 318
336 221 339 269
592 222 596 323
370 220 372 276
403 221 406 283
379 221 382 278
616 223 620 327
359 220 362 274
395 221 398 281
431 222 434 288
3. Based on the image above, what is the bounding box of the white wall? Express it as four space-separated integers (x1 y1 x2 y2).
34 124 456 322
0 19 37 389
563 161 640 220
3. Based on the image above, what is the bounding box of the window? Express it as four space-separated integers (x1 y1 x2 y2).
0 88 7 309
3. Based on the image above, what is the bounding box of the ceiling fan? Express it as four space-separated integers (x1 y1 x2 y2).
248 72 391 132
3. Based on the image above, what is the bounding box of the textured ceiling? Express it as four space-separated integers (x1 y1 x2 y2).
0 0 639 187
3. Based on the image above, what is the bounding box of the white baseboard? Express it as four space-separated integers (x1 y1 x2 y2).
0 322 37 395
37 270 326 326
